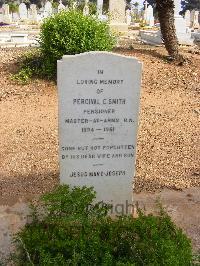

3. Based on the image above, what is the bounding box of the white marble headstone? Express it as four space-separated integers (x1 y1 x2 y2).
97 0 103 19
58 52 142 214
44 1 52 17
185 10 191 27
147 5 154 27
29 4 38 22
174 0 193 45
58 0 66 12
126 9 131 25
19 3 28 20
2 4 11 23
193 11 199 29
143 0 148 21
2 4 9 15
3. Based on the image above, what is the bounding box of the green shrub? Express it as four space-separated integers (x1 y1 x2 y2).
39 10 115 78
13 11 116 83
12 49 46 84
12 185 193 266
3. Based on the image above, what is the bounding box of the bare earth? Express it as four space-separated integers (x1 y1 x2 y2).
0 46 199 256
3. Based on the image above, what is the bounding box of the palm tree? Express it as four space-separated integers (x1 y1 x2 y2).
156 0 183 61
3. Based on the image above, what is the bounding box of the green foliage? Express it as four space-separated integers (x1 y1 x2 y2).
192 253 200 265
14 10 115 82
38 10 115 78
11 49 47 84
12 185 193 266
9 3 19 13
11 67 32 85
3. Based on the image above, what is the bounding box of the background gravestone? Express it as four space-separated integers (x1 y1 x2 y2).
185 10 191 28
29 4 38 22
109 0 128 33
97 0 103 19
58 0 66 12
147 5 154 27
58 52 142 214
19 3 28 20
44 1 53 18
2 4 11 23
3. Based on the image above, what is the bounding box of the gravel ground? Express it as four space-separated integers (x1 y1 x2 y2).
0 46 199 203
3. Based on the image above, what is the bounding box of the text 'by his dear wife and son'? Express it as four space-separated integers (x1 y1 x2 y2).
61 145 135 160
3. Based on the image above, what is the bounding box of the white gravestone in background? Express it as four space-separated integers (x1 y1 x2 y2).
83 0 90 16
19 3 28 20
58 52 142 214
58 0 66 12
44 1 52 18
109 0 128 33
174 0 193 45
97 0 103 19
185 10 191 28
126 9 131 25
193 11 199 29
29 4 38 22
147 5 154 27
2 4 12 23
143 0 148 22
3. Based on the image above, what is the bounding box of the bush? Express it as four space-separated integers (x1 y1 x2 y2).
39 10 115 78
12 49 46 84
14 11 116 82
12 185 193 265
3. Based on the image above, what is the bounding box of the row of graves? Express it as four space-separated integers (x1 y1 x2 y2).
0 0 158 30
0 2 153 28
0 0 124 47
0 0 135 26
0 0 199 46
0 0 141 47
1 0 199 30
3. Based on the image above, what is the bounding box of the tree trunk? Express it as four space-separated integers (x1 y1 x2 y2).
156 0 182 61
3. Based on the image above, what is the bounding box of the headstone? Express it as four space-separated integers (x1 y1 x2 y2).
143 0 148 22
83 0 90 16
29 4 38 22
190 10 195 27
58 0 66 12
146 5 154 27
2 4 12 23
193 11 199 29
126 9 131 25
185 10 191 27
44 1 52 18
0 9 3 23
130 0 135 13
19 3 28 20
12 12 20 22
97 0 103 19
174 0 193 45
3 4 9 16
109 0 128 33
57 52 142 214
